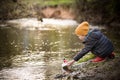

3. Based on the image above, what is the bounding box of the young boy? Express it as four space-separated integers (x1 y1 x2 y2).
67 21 115 66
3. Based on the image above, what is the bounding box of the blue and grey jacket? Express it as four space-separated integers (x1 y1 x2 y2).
73 29 114 61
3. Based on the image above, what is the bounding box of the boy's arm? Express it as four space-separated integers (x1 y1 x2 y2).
73 47 91 61
66 43 93 66
73 37 98 61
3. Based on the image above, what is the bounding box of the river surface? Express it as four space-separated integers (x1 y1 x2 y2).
0 18 120 80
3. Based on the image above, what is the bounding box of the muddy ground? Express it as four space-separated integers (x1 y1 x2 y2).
70 56 120 80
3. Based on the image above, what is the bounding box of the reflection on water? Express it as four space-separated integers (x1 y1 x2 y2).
0 22 82 80
0 20 120 80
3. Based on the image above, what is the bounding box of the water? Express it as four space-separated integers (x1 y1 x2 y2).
0 18 120 80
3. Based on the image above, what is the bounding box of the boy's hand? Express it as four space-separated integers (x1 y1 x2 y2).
67 60 76 66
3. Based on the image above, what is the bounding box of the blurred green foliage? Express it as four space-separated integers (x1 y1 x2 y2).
74 0 120 25
0 0 120 25
0 0 75 20
21 0 74 6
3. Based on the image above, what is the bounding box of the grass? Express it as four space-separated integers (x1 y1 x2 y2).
21 0 74 6
43 0 74 6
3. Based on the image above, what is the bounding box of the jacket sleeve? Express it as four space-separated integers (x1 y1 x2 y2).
73 32 100 61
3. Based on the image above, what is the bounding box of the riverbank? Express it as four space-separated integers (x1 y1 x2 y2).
77 57 120 80
55 56 120 80
0 0 75 20
0 0 120 27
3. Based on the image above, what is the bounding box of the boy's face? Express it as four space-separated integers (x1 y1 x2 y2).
78 35 85 41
